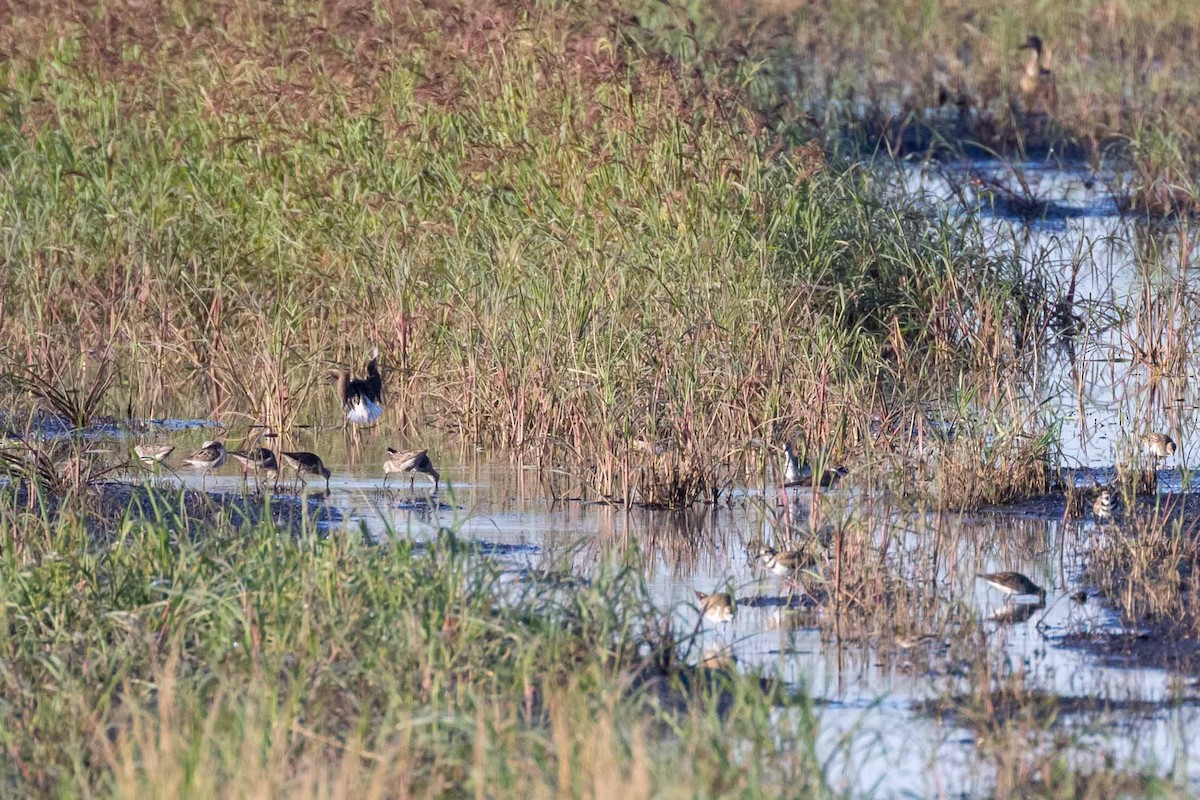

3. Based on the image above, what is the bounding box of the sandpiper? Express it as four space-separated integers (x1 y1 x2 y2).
230 447 279 489
183 440 226 488
280 451 331 492
1092 488 1119 521
756 544 811 575
332 347 383 426
976 571 1046 602
383 447 440 490
694 590 735 623
1142 432 1177 459
134 444 174 465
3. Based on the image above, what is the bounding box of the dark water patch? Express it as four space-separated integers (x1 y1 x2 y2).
917 689 1171 730
1059 630 1200 675
507 568 591 589
470 540 541 557
631 662 781 719
980 482 1200 521
736 592 819 610
146 417 223 432
362 486 458 511
403 537 540 559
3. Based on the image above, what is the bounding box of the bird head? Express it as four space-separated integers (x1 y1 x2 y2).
1019 35 1044 55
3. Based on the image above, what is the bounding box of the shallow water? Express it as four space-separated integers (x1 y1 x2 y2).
135 161 1200 796
154 445 1197 797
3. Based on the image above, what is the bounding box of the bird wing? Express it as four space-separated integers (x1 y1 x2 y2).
391 450 428 470
365 351 382 402
186 443 220 461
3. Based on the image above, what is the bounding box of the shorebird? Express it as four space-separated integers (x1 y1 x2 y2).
756 544 812 576
1018 35 1057 114
1142 432 1177 460
781 443 803 484
383 448 440 490
781 443 846 487
976 571 1046 602
1092 488 1119 521
134 444 174 465
332 347 383 427
694 590 735 623
280 451 331 493
183 440 226 488
229 447 279 490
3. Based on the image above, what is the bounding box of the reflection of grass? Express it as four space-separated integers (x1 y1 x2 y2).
920 672 1178 799
0 505 825 797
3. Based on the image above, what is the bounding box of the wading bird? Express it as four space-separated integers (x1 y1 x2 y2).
756 544 812 576
694 590 735 623
134 444 174 465
332 347 383 427
1142 432 1177 461
280 451 331 493
781 442 803 484
780 443 846 487
1092 488 1119 521
1018 35 1057 115
183 440 226 488
230 447 279 491
383 448 440 491
976 571 1046 603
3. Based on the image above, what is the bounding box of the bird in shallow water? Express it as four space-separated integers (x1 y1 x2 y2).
230 447 279 490
183 440 226 488
780 442 846 487
1092 488 1119 521
280 451 331 493
694 590 735 623
781 442 803 484
755 544 813 576
1142 432 1177 460
332 347 383 427
134 444 174 465
383 447 440 491
976 571 1046 602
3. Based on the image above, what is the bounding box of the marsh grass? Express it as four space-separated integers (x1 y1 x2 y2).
1085 504 1200 643
0 0 1069 509
0 495 826 798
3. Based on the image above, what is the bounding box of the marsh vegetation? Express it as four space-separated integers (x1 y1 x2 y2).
3 0 1200 797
